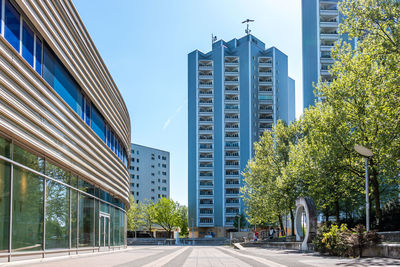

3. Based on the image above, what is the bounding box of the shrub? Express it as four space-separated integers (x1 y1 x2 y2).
313 224 381 257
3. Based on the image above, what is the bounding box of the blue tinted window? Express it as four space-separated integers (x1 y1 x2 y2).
85 98 91 126
115 139 118 155
111 132 114 152
35 37 42 74
43 44 82 114
91 105 105 141
22 22 34 66
5 0 20 51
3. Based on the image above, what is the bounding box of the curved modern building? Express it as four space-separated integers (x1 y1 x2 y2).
0 0 130 262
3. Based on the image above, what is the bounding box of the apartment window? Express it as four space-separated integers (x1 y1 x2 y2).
132 158 135 162
162 156 166 160
136 184 139 188
158 163 160 167
151 173 155 176
162 194 166 198
136 167 139 171
158 155 160 159
158 186 160 190
151 189 155 192
158 179 160 182
158 171 160 174
136 200 139 204
22 22 34 67
162 164 166 168
151 165 154 168
158 194 160 198
131 175 135 179
151 181 155 184
136 192 139 196
137 175 139 179
162 172 166 176
137 159 139 163
137 151 139 155
162 179 167 183
162 187 167 191
151 197 155 200
5 0 20 51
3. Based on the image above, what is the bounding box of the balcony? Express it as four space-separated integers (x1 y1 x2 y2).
199 100 213 107
259 85 272 92
199 117 213 122
259 70 272 77
225 152 239 159
199 75 213 80
225 85 239 93
320 21 339 28
198 219 214 226
225 189 240 196
225 115 239 123
320 32 339 40
320 9 339 16
225 96 239 103
225 124 239 131
199 153 213 159
199 91 213 97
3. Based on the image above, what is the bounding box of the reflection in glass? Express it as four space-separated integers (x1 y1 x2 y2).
45 179 69 249
0 137 10 158
71 190 78 248
0 160 10 251
113 208 119 246
4 0 20 51
45 161 70 184
13 144 44 172
12 166 43 251
79 194 94 247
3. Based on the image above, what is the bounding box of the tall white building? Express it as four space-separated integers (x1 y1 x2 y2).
129 144 170 203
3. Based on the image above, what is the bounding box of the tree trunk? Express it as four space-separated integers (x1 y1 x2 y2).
370 161 382 228
325 210 329 223
335 199 340 224
278 215 285 236
290 209 295 236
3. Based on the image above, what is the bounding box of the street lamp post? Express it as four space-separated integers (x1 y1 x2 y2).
354 145 373 232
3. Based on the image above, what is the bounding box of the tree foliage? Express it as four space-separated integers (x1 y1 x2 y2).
242 0 400 230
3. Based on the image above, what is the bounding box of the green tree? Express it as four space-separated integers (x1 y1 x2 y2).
154 197 180 238
177 205 189 237
316 0 400 225
142 201 157 237
126 196 145 237
242 121 299 233
233 213 247 231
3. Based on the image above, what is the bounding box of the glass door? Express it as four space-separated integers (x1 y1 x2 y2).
99 212 110 247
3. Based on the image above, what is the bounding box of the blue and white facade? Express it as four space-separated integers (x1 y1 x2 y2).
302 0 355 109
188 34 295 237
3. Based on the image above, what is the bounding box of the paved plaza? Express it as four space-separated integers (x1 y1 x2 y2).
4 246 400 267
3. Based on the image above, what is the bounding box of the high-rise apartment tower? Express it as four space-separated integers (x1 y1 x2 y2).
302 0 356 109
188 34 295 237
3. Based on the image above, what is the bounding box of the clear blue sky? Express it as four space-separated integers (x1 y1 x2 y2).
73 0 303 206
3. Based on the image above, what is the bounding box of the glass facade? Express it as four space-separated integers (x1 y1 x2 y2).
0 0 128 167
0 136 126 260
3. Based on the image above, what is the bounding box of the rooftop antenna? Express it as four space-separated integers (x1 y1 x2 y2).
211 33 217 45
242 19 255 35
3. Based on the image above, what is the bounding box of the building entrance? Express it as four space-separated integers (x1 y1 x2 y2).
100 212 110 247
